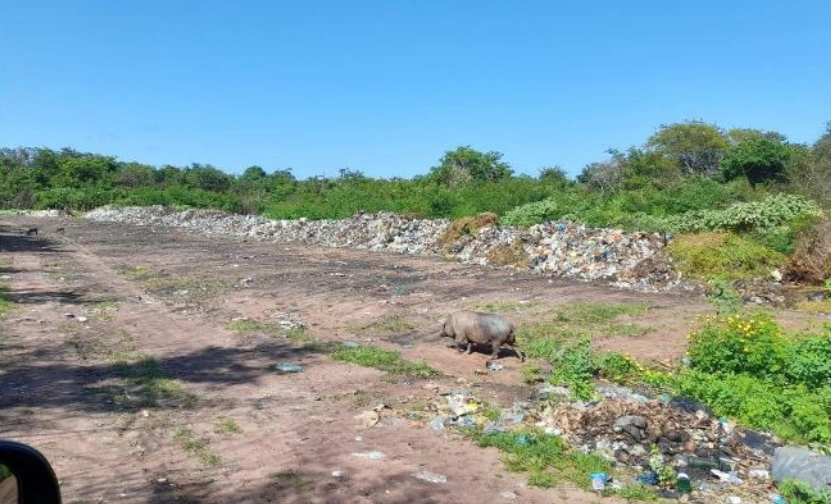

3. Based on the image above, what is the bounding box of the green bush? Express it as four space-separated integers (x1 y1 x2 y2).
671 370 831 443
667 232 786 281
662 194 822 234
677 314 831 443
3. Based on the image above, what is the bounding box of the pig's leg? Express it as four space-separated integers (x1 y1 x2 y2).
491 341 501 359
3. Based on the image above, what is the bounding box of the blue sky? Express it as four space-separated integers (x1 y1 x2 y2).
2 1 829 178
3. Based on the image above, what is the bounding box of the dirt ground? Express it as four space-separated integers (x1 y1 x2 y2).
0 217 826 504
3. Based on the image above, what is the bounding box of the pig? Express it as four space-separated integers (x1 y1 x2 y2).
440 310 525 362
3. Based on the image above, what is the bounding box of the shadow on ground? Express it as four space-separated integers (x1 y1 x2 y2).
0 341 322 416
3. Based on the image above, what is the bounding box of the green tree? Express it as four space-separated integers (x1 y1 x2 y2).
240 165 267 181
538 165 570 183
54 154 118 188
116 162 155 188
183 164 232 192
577 159 624 192
722 136 792 188
646 121 729 176
430 146 513 186
788 124 831 206
155 165 184 187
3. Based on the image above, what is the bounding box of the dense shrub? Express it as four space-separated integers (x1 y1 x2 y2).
680 314 831 443
667 232 786 281
660 194 822 234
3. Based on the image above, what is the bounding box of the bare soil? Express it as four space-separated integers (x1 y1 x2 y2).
0 217 825 504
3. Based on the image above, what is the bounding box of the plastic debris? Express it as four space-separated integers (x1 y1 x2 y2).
590 472 607 491
273 363 304 373
446 392 480 416
430 416 447 431
711 469 743 485
771 446 831 494
487 362 504 372
413 470 447 484
351 451 385 460
636 472 659 486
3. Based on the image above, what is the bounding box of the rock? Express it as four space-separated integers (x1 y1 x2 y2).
771 447 831 493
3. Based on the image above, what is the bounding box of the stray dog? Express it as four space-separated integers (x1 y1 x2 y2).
25 227 38 236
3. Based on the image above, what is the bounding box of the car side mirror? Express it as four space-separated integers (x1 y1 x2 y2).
0 440 61 504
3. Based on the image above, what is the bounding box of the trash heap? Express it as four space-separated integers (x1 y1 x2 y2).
84 205 683 291
389 382 826 503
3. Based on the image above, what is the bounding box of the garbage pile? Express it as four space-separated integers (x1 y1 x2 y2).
386 382 824 503
84 206 683 291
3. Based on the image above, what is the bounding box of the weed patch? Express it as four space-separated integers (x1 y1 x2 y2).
215 418 242 435
226 317 311 342
467 428 612 491
358 316 414 333
113 356 198 409
0 283 14 319
668 232 786 281
173 428 221 466
268 470 313 492
330 346 436 377
465 300 539 313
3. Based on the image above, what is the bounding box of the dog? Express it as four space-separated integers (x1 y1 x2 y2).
25 227 38 236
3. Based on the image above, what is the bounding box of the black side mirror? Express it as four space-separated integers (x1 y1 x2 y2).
0 440 61 504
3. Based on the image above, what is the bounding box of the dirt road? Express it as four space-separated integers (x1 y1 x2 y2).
0 217 821 503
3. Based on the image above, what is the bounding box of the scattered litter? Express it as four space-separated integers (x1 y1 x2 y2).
342 341 360 348
725 497 742 504
430 416 447 431
487 362 504 372
413 470 447 484
351 451 385 460
590 472 607 492
273 363 304 373
499 491 517 499
445 392 480 416
77 316 88 323
514 434 535 447
676 473 692 493
748 469 770 480
636 472 659 486
331 470 346 478
771 446 831 493
711 469 743 485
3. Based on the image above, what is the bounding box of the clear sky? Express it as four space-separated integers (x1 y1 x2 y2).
2 1 829 178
